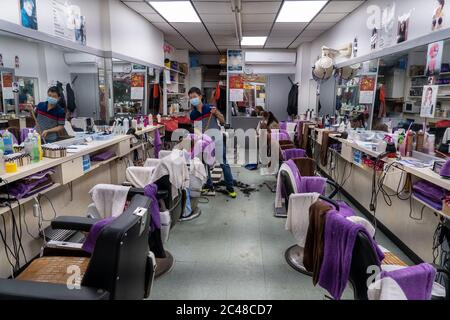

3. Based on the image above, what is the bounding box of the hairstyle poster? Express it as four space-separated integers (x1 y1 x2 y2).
20 0 38 30
426 41 444 76
432 0 445 31
421 85 438 118
397 14 410 44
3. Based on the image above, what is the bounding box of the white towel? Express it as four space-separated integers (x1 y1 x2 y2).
346 216 376 238
367 265 446 300
275 162 299 209
190 157 207 184
89 184 130 218
146 150 189 200
285 193 320 247
126 166 156 188
158 150 172 159
443 127 450 143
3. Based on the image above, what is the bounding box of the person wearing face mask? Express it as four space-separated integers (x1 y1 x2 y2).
189 87 237 199
27 86 66 143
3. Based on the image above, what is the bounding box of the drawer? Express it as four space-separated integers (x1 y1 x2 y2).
383 164 407 192
56 157 84 184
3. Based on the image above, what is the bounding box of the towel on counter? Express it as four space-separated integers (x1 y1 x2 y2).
318 210 385 300
126 166 156 188
146 149 189 200
82 216 115 254
281 148 307 161
368 263 436 300
143 183 161 232
286 193 321 248
154 129 162 158
275 162 301 208
89 184 130 218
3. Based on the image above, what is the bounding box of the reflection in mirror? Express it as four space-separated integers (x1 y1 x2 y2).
0 30 105 140
335 60 379 129
230 74 267 117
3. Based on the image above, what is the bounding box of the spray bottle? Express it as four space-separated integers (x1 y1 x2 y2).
3 130 13 155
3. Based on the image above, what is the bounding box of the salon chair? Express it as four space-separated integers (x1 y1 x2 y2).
0 195 153 300
280 162 339 275
124 158 187 278
349 232 449 300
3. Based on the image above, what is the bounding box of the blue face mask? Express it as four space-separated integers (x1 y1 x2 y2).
47 96 59 105
190 97 200 107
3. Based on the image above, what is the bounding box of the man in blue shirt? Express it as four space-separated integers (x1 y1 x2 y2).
189 87 237 199
28 86 66 143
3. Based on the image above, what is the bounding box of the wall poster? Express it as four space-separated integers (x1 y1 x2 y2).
52 0 86 45
359 75 376 104
426 41 444 76
20 0 38 30
131 73 145 100
421 85 438 118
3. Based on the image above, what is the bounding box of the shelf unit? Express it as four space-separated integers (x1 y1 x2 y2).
163 67 188 115
412 195 449 219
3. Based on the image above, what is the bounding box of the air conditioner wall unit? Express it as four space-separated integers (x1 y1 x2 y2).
244 51 297 65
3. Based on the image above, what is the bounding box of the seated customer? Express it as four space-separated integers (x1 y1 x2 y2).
28 86 66 143
259 111 280 131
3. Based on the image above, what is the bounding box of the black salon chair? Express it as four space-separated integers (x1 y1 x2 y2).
349 232 449 300
0 195 153 300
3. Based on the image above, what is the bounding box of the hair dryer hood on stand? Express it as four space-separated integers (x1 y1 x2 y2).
312 44 352 83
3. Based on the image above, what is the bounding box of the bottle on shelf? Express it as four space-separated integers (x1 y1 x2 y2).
0 150 4 175
123 117 130 134
148 114 153 126
31 134 40 163
24 133 34 156
3 130 13 156
131 118 138 130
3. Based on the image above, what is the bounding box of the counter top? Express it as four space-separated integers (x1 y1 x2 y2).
0 125 163 186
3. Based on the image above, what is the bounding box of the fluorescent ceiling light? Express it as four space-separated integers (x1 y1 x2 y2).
276 1 328 23
241 36 267 46
148 1 200 23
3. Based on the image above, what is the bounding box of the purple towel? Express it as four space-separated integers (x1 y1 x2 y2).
282 148 307 161
90 150 116 162
144 183 161 232
280 122 287 130
187 133 215 166
299 176 327 195
154 129 162 158
279 130 291 141
380 263 436 300
318 210 385 300
336 200 355 218
82 216 115 254
285 160 302 193
6 169 55 199
20 128 32 144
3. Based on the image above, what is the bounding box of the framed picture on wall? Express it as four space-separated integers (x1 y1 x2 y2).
420 85 438 118
20 0 38 30
432 0 445 31
426 41 444 76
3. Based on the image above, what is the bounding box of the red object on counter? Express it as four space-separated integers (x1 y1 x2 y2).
158 118 178 132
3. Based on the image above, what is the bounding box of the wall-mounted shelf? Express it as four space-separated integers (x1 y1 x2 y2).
412 195 448 219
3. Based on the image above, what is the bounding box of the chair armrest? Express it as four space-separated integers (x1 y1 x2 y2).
0 279 109 300
326 179 339 199
51 216 100 232
128 187 169 200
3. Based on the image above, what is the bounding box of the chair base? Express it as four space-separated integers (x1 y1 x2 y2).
285 245 312 276
274 203 287 218
179 208 202 222
155 251 175 279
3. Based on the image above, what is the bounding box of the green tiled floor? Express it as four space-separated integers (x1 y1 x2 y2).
151 167 410 300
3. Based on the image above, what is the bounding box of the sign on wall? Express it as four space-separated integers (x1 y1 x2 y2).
52 0 86 45
131 73 145 100
420 85 438 118
359 75 376 104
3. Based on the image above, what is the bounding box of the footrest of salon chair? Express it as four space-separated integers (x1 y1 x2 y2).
381 252 408 267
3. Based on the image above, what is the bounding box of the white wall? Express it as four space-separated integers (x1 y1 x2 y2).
107 0 164 67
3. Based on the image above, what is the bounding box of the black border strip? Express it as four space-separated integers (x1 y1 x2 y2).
189 0 222 54
318 168 424 265
263 0 285 49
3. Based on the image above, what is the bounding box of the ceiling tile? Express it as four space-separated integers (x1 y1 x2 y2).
122 1 155 14
213 36 239 46
300 29 325 38
242 14 276 23
193 1 232 13
322 1 364 14
307 22 336 30
206 23 236 32
142 13 166 23
313 13 348 23
242 23 272 32
241 1 281 14
201 14 235 23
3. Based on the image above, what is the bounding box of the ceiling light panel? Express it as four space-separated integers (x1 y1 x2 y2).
241 36 267 46
276 1 328 23
148 1 201 23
